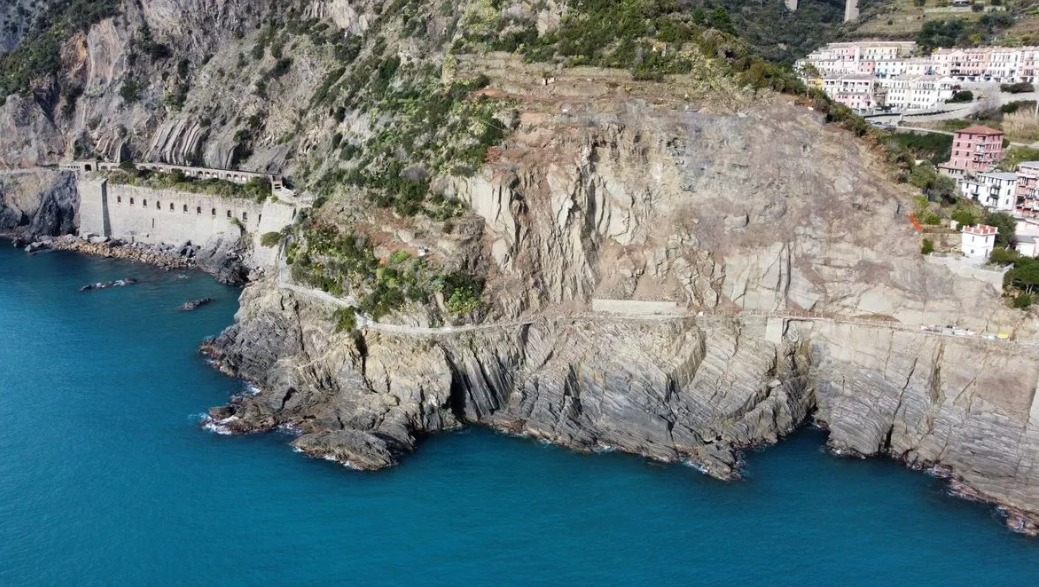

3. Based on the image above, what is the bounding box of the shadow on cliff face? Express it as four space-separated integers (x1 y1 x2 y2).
0 170 78 238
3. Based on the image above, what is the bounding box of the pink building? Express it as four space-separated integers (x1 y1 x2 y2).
1016 161 1039 218
941 125 1004 177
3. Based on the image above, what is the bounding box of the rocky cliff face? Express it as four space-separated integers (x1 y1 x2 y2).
4 0 1039 537
0 170 78 237
203 78 1039 534
205 281 814 479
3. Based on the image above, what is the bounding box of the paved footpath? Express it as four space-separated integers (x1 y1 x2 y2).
276 256 1037 350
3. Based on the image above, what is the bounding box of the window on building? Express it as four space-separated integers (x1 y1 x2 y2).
226 210 232 218
197 207 202 214
117 196 122 203
130 198 135 205
242 212 247 221
183 205 188 212
157 201 162 210
143 200 147 207
211 208 216 216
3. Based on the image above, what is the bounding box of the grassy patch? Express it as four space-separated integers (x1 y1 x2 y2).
314 66 506 218
102 167 273 202
892 132 953 162
288 222 484 320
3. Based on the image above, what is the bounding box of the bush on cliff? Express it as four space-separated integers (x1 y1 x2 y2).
333 307 357 332
921 239 935 255
1013 293 1034 309
260 232 283 248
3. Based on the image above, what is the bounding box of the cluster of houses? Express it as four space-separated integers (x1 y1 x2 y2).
798 41 1039 113
923 124 1039 260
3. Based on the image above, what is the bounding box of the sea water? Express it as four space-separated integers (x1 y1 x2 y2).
1 245 1039 587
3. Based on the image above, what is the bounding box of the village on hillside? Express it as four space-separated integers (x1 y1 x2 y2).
798 40 1039 279
797 41 1039 113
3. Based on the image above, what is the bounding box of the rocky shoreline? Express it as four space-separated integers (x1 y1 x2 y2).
16 234 197 269
2 232 251 285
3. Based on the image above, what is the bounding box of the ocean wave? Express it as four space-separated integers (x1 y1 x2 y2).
320 453 363 470
277 423 302 436
201 415 240 435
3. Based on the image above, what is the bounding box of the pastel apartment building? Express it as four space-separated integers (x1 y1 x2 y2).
939 126 1004 177
876 75 955 111
1016 161 1039 218
822 75 877 110
798 42 1039 112
960 171 1018 211
931 47 1039 82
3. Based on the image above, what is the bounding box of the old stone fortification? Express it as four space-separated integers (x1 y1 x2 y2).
78 178 296 266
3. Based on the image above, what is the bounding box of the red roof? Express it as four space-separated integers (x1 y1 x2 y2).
963 224 997 236
955 125 1003 136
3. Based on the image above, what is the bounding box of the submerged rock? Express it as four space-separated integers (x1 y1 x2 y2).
178 297 214 311
78 278 138 292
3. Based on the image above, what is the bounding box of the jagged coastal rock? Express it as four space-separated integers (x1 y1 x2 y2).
79 277 138 292
178 297 214 311
4 0 1039 539
201 95 1039 534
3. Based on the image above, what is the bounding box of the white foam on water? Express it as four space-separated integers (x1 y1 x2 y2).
320 453 362 470
201 415 240 435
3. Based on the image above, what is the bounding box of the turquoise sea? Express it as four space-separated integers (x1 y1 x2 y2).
2 244 1039 586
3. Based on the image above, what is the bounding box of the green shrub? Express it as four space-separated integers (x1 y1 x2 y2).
1001 82 1035 94
923 213 943 226
260 232 283 247
990 246 1019 266
921 239 935 255
1013 293 1034 309
947 90 974 103
120 76 144 103
333 307 357 332
951 207 977 227
985 212 1016 247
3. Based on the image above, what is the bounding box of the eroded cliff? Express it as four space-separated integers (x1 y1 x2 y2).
4 0 1039 538
203 78 1039 534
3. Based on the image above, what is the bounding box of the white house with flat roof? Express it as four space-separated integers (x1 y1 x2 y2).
1017 235 1039 258
962 224 998 260
960 171 1018 211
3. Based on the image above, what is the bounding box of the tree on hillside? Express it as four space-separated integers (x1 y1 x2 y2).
910 162 939 188
932 175 958 203
709 7 736 36
1007 260 1039 294
985 212 1016 247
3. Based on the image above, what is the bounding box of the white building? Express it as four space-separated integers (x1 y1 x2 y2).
961 224 998 260
876 75 955 111
800 42 1039 89
960 171 1018 211
1017 236 1039 258
874 58 907 78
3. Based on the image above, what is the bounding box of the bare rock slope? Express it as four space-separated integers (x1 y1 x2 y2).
205 87 1039 533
